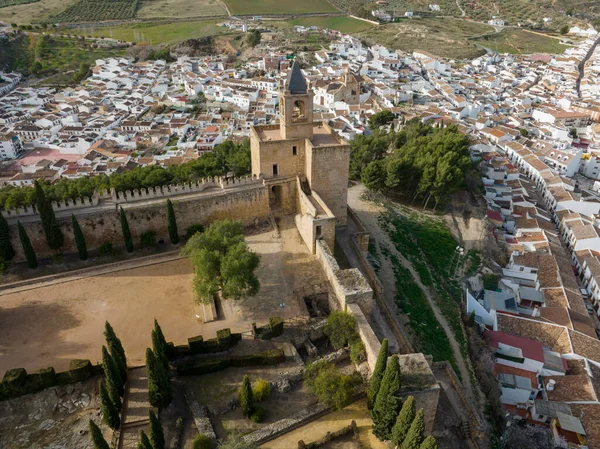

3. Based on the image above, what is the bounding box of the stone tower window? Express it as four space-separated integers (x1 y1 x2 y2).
292 146 297 156
292 100 305 121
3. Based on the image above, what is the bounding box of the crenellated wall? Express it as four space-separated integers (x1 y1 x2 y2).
5 177 270 262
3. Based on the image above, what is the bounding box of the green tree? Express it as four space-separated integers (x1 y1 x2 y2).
368 110 395 129
149 409 165 449
420 436 438 449
34 180 63 250
104 321 127 382
138 429 153 449
181 220 260 303
166 199 179 245
391 396 416 446
146 347 172 408
102 345 124 403
367 338 388 409
193 434 212 449
99 381 120 429
0 212 14 261
372 354 401 441
304 360 353 410
72 214 88 260
119 207 133 252
324 310 359 349
519 128 528 137
560 24 570 35
401 408 425 449
152 319 169 371
89 419 111 449
361 160 386 191
18 221 37 269
239 374 254 417
245 30 261 47
570 128 578 138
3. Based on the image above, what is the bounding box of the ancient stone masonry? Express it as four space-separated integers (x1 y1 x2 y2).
5 176 270 262
1 193 101 219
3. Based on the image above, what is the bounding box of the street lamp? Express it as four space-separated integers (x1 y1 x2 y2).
279 302 286 321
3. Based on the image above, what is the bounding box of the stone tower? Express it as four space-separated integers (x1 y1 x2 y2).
280 62 314 140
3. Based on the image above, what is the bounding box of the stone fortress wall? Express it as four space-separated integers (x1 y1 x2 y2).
5 175 270 262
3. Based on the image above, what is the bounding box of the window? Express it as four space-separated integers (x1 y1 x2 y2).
292 146 297 156
316 225 322 238
272 164 278 176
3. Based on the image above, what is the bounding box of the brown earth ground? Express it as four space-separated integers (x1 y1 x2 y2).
0 216 325 374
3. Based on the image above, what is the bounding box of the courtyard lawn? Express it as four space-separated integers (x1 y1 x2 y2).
223 0 339 15
289 16 375 33
71 20 228 45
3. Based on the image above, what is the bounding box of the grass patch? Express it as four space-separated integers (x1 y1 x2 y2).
472 29 567 54
71 20 228 45
223 0 339 15
357 17 493 59
136 0 226 18
289 16 374 33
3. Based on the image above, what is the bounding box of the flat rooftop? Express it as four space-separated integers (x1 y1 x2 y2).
255 124 344 148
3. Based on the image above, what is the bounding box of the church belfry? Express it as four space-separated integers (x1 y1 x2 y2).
280 62 314 140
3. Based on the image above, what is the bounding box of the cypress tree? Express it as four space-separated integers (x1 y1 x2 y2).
152 319 169 371
392 396 416 446
166 199 179 245
146 348 160 407
239 374 254 417
367 338 388 409
89 419 110 449
156 352 172 408
149 409 165 449
18 221 37 269
99 381 120 429
102 345 124 397
119 207 133 252
34 180 63 249
138 429 153 449
401 409 425 449
71 214 88 261
420 436 438 449
0 212 14 261
372 354 402 441
104 321 127 382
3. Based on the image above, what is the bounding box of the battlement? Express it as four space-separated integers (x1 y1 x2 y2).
1 193 100 219
110 174 263 203
1 175 264 219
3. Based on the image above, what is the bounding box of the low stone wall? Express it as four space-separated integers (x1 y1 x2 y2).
184 386 217 440
315 239 373 316
348 303 380 374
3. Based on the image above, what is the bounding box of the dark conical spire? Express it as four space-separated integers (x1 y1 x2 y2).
286 61 307 94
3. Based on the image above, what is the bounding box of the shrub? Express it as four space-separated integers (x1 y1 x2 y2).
269 316 284 337
350 339 366 364
193 434 211 449
253 378 271 402
68 359 92 382
177 349 284 375
239 375 254 417
304 360 353 410
186 223 205 238
250 405 265 423
98 241 113 256
140 230 156 248
325 311 359 350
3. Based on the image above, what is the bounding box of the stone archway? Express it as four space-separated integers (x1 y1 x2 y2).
270 185 282 210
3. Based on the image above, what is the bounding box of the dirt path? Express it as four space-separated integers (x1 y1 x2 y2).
347 184 478 404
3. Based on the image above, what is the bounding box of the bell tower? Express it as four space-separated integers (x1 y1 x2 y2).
280 62 314 140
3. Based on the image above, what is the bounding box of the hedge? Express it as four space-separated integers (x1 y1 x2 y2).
0 359 102 401
177 348 285 375
180 328 242 356
253 316 284 340
298 420 357 449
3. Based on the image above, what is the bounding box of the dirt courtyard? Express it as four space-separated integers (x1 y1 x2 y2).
0 219 328 374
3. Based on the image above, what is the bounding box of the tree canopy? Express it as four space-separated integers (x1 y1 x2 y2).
0 139 251 211
181 220 260 303
351 120 472 206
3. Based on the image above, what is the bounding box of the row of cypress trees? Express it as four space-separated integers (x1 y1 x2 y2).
89 409 164 449
368 339 438 449
147 319 172 410
0 193 181 268
98 321 128 430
